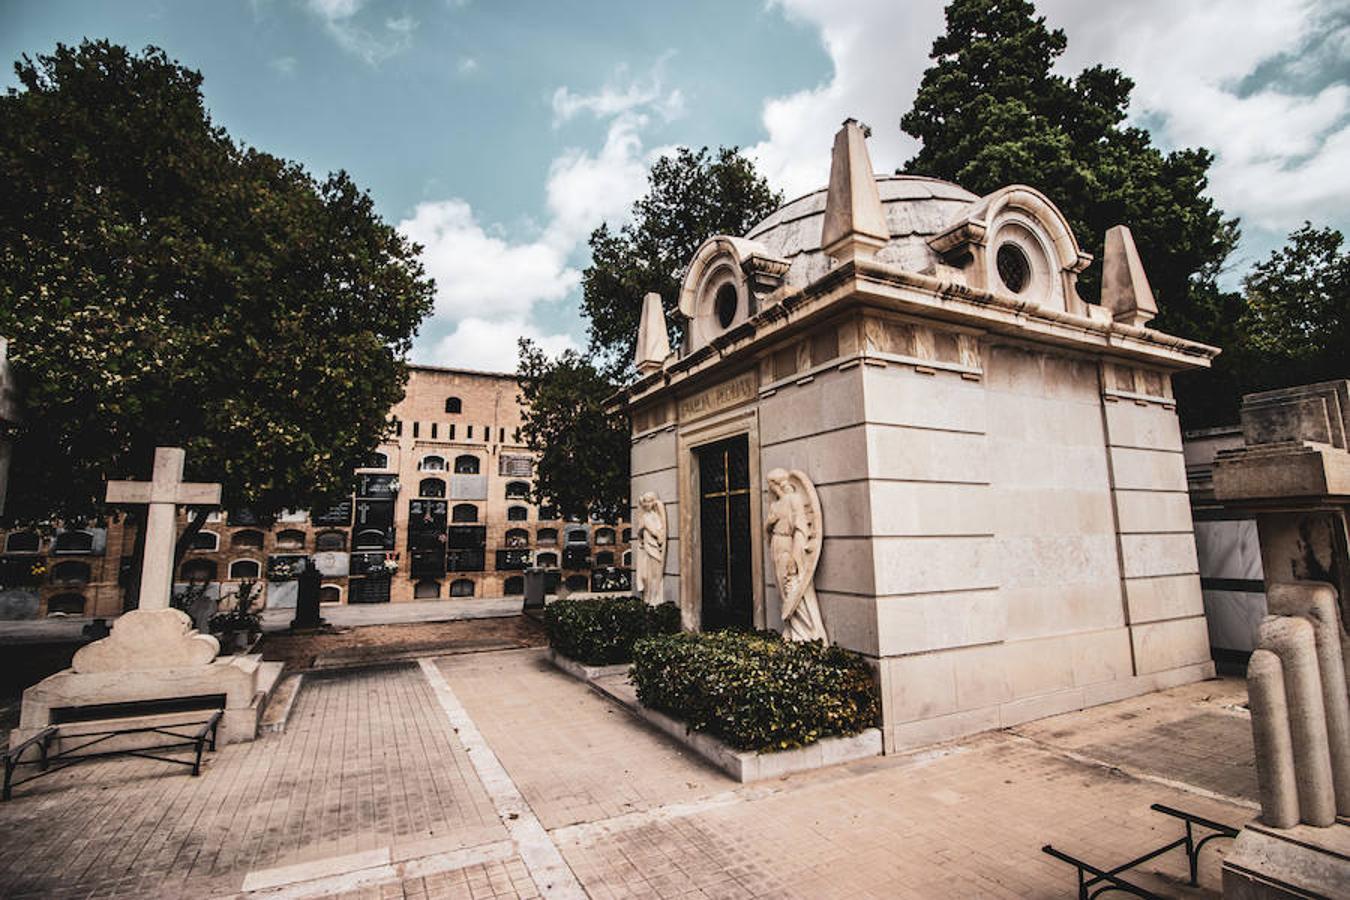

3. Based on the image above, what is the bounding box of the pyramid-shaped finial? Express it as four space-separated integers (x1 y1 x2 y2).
1101 225 1158 327
821 118 889 264
634 292 671 376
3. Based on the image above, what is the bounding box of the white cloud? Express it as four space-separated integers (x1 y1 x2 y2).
406 63 681 371
269 55 298 76
551 61 685 126
750 0 1350 235
398 199 580 323
305 0 417 64
422 317 580 372
457 56 478 75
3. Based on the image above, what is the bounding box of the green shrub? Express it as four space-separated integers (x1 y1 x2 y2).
544 597 681 665
630 631 879 752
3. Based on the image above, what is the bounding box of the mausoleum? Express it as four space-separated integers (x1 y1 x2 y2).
616 120 1220 751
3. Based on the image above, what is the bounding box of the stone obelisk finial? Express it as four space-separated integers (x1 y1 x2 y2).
634 292 671 376
821 118 889 265
1101 225 1158 327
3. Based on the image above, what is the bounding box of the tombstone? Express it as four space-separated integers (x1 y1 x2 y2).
1211 383 1350 897
291 558 324 630
12 447 283 747
614 118 1219 753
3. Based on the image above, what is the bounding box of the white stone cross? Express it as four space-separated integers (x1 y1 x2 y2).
106 447 222 611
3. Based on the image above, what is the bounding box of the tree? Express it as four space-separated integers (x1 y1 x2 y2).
519 147 781 521
0 42 433 551
900 0 1239 345
516 340 630 522
1239 224 1349 388
581 146 781 375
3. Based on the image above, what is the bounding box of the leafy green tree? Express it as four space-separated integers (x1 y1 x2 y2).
900 0 1239 343
519 147 781 520
0 42 433 554
516 340 630 522
1239 224 1349 387
581 146 781 374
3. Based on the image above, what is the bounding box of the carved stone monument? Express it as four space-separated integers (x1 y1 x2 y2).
1211 388 1350 896
765 468 825 642
12 447 282 748
633 491 667 606
614 117 1218 751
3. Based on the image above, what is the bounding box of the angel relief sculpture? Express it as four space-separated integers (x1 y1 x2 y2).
765 468 827 642
633 491 668 606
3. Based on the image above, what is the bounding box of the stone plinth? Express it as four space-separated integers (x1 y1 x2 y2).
13 653 282 748
1222 820 1350 899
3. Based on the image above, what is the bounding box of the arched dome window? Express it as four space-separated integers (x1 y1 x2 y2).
445 397 462 414
419 455 447 472
454 455 480 474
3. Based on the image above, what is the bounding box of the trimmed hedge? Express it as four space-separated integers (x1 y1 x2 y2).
631 631 879 753
544 597 681 665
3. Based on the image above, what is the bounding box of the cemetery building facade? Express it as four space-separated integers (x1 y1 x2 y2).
617 120 1220 752
0 365 630 618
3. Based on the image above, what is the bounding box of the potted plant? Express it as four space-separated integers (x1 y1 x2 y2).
208 579 262 653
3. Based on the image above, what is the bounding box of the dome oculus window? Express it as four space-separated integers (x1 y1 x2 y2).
996 243 1031 294
714 283 738 328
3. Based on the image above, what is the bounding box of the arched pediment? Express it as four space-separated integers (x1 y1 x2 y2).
929 185 1093 315
678 235 788 353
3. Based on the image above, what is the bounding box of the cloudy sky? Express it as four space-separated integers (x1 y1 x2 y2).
4 0 1348 372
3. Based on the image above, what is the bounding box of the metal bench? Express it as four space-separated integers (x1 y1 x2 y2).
3 710 222 801
1042 803 1239 899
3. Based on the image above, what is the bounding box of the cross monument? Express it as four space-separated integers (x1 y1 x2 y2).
107 447 222 611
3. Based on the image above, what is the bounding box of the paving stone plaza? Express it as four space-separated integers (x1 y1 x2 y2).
0 641 1259 899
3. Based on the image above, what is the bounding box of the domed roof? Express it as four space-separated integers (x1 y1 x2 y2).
745 174 978 288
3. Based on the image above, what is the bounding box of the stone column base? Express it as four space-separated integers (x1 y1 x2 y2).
1221 820 1350 899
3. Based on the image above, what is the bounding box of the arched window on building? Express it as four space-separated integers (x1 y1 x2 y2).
595 551 615 567
315 530 346 551
538 505 558 521
564 574 589 592
503 575 525 596
450 578 475 597
414 579 441 599
365 451 389 469
181 559 217 583
228 559 261 580
419 455 447 472
52 530 93 554
4 531 40 554
415 478 444 499
445 397 462 414
190 530 219 551
231 529 264 550
50 561 91 586
536 551 558 567
504 528 529 548
595 527 616 546
451 503 478 523
506 506 528 522
536 528 558 546
453 455 480 474
505 481 530 500
622 550 632 567
565 528 588 545
276 529 306 550
47 593 87 616
319 585 342 604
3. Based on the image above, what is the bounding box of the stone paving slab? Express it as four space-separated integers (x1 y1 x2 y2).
434 649 732 830
0 662 506 899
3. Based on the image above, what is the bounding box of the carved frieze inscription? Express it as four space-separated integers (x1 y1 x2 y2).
678 371 758 422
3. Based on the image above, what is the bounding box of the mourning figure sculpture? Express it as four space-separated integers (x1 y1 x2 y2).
765 468 826 642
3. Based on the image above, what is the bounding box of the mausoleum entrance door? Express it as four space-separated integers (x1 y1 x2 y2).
697 435 753 631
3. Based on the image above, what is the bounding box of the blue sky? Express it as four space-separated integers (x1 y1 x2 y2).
3 0 1348 371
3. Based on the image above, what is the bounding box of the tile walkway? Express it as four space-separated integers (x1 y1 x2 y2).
0 648 1260 899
